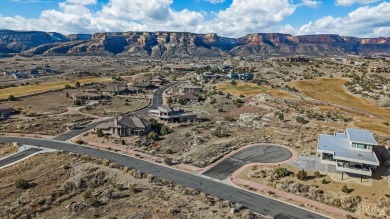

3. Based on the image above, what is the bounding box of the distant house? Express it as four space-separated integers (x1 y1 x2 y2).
317 128 380 179
95 116 152 137
286 57 309 63
180 85 203 94
197 72 220 81
71 89 101 103
101 84 132 96
149 105 197 123
228 73 253 80
174 92 199 103
134 82 154 92
0 105 13 119
150 77 168 86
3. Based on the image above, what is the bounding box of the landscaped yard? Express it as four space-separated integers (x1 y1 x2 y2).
0 77 112 99
288 78 390 121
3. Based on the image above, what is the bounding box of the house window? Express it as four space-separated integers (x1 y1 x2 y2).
367 145 373 150
357 144 365 149
322 153 335 161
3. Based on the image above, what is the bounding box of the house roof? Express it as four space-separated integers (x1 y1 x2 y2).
157 105 173 113
182 85 202 89
175 92 199 100
119 116 151 129
317 133 379 165
346 128 378 145
134 82 152 87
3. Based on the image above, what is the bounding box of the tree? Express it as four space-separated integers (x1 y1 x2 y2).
341 185 350 193
278 113 284 121
230 79 237 85
66 92 70 98
274 167 289 178
121 139 126 145
296 116 308 124
296 169 307 181
164 157 173 165
64 84 71 89
160 125 169 136
8 95 16 101
97 129 104 137
167 97 173 104
15 179 29 189
149 118 159 129
165 148 173 154
73 100 81 106
75 81 81 87
147 131 159 141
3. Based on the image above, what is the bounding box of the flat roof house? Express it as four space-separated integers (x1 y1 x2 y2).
317 128 380 179
149 105 197 123
95 115 152 137
180 85 203 94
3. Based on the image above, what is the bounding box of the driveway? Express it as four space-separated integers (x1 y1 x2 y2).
203 144 293 180
0 147 42 168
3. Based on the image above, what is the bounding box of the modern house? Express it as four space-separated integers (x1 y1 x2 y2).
317 128 380 179
133 82 154 92
71 89 101 103
227 73 254 80
101 84 132 96
95 115 152 137
180 85 203 94
173 92 199 103
149 105 197 123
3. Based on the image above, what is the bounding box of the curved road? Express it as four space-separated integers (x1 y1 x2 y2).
0 136 327 219
53 82 179 141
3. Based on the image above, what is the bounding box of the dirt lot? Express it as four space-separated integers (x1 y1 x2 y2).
80 96 150 117
288 78 390 121
0 77 112 99
0 143 18 158
216 82 295 99
0 114 93 136
0 152 265 219
237 164 390 218
7 89 73 115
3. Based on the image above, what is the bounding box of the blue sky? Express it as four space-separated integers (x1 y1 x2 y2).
0 0 389 37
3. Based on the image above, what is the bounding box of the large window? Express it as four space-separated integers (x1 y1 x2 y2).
351 143 372 150
322 153 335 161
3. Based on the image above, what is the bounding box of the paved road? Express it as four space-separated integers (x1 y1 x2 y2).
0 136 327 219
203 145 292 180
53 82 180 141
0 147 42 168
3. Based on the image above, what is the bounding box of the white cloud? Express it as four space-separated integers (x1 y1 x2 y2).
205 0 226 4
335 0 380 6
300 0 321 8
65 0 97 5
298 2 390 37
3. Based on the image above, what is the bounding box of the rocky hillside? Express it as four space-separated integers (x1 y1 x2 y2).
1 30 389 57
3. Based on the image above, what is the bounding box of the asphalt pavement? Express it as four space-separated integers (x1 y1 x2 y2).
0 136 327 219
53 81 179 141
203 145 292 180
0 147 42 168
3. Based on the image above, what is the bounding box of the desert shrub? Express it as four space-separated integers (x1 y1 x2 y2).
83 189 93 200
148 131 159 141
296 169 307 181
160 126 169 136
165 149 173 154
97 129 104 137
15 179 29 189
314 171 321 178
164 157 173 165
274 167 289 178
296 116 309 124
321 178 330 184
76 140 84 144
341 185 350 193
115 183 124 191
8 95 16 101
121 139 126 145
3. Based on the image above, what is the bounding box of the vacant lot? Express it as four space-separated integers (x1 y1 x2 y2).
0 153 262 219
81 96 149 117
288 78 390 121
237 164 390 218
0 77 112 99
8 89 73 115
217 82 295 99
0 114 93 136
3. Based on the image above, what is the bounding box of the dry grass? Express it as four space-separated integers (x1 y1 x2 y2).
0 143 18 158
288 78 390 121
353 118 390 135
217 82 295 98
0 77 112 99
